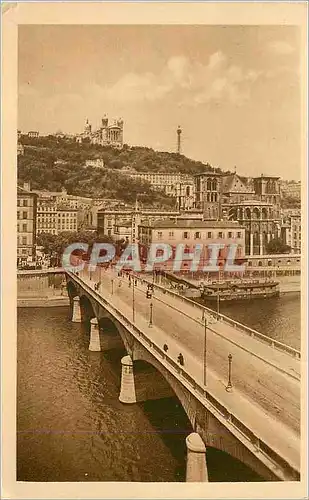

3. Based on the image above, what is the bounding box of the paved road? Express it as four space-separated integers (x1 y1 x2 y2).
77 267 300 470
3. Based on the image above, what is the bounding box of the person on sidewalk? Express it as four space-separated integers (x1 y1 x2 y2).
178 353 184 366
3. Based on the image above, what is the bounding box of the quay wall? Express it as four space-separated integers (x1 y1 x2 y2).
17 271 69 307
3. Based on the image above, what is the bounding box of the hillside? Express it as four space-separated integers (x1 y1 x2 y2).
18 135 220 205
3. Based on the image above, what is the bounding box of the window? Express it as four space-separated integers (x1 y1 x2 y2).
22 211 27 219
157 231 163 240
194 232 201 239
17 211 20 220
22 236 27 245
183 231 189 239
207 231 212 238
23 199 28 207
228 232 233 238
237 232 242 238
218 232 223 239
168 231 174 238
17 224 20 232
17 200 20 207
22 224 27 232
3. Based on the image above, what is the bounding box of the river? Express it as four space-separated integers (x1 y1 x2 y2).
17 294 300 482
204 293 301 350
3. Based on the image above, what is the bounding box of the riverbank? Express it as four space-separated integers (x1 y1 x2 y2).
17 296 70 307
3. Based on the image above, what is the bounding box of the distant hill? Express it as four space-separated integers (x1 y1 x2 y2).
18 135 220 205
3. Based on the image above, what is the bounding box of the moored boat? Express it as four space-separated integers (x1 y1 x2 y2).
201 278 279 301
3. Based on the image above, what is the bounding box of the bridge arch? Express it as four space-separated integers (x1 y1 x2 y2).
67 280 79 300
131 351 269 480
80 294 96 323
132 352 198 430
97 316 127 352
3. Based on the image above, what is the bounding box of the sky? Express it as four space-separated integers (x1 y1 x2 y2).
18 25 301 180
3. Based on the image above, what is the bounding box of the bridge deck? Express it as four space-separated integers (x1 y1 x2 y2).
70 266 300 475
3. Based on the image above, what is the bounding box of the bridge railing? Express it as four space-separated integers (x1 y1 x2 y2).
68 270 300 480
75 265 300 360
145 277 301 360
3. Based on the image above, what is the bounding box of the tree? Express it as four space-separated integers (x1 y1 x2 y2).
37 230 113 264
36 232 58 256
266 237 291 254
18 135 217 205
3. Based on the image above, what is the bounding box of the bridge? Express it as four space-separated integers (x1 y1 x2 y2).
64 264 300 482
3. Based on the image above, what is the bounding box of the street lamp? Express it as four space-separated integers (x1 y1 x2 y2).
111 278 114 295
226 353 233 392
203 317 207 386
132 274 135 323
202 308 206 322
149 302 153 328
217 289 220 318
202 314 216 386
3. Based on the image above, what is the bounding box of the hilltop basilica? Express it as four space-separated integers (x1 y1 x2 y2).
76 116 124 148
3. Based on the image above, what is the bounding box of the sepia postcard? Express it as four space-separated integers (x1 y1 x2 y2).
1 2 308 499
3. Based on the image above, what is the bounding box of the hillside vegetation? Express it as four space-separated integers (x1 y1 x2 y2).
18 135 217 205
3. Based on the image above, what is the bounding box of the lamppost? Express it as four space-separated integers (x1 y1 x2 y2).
217 289 220 318
111 279 114 295
203 317 207 386
132 274 135 323
149 302 153 327
226 353 233 392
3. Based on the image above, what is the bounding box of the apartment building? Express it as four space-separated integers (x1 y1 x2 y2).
37 201 58 235
97 206 181 243
17 184 37 261
138 218 245 270
121 167 193 197
57 207 78 233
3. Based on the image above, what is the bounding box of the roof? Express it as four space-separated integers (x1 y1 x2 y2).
32 189 64 197
221 173 254 194
253 175 280 180
17 186 37 197
194 171 222 177
141 218 244 229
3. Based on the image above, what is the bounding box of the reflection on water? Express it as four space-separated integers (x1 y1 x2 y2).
17 298 298 482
